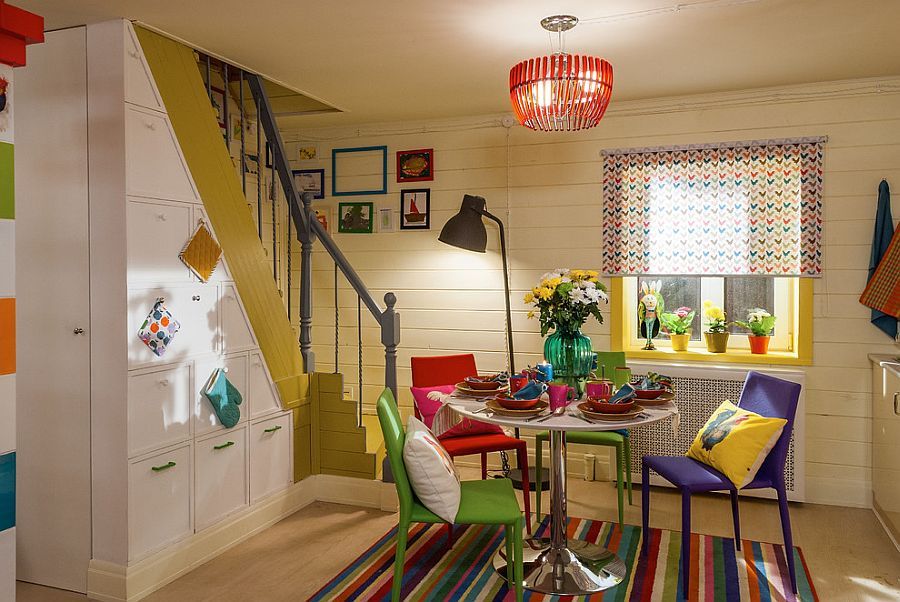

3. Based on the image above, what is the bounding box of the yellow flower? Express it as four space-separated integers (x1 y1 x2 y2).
523 292 534 303
527 310 536 319
585 270 599 278
710 308 725 321
537 287 554 301
545 277 563 288
703 299 714 309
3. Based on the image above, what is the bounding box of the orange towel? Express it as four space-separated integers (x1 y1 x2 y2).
860 227 900 318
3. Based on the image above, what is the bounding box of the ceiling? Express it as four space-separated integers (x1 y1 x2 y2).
17 0 900 128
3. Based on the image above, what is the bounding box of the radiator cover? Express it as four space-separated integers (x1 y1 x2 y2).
628 361 805 502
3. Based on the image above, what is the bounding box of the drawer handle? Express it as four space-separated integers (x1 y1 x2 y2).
263 425 282 434
214 441 235 450
151 461 176 472
894 392 899 416
143 121 156 131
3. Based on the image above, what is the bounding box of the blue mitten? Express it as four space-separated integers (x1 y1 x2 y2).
203 368 243 428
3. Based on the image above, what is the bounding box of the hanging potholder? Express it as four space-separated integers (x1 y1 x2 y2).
203 368 243 428
137 298 181 357
179 222 222 283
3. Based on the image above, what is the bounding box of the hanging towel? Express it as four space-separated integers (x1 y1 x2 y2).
863 180 898 337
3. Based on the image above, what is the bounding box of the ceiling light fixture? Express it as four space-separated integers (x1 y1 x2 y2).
509 15 613 132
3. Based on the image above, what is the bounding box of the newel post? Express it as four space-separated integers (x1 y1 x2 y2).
299 192 315 373
381 292 400 400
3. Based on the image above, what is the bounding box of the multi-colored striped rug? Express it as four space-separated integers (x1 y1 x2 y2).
309 516 818 601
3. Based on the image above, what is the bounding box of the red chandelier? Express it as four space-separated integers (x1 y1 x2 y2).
509 15 613 132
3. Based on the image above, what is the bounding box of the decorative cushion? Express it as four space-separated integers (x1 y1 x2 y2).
402 416 460 523
686 400 786 488
410 385 503 439
179 222 222 283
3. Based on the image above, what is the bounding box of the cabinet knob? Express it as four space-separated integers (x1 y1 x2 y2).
192 295 201 301
73 327 85 335
143 121 156 131
159 379 169 388
156 213 167 222
128 50 140 59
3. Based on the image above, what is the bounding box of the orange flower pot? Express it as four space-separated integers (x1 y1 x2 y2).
748 335 770 354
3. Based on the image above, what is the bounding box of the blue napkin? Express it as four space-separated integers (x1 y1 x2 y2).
513 381 547 399
608 383 636 404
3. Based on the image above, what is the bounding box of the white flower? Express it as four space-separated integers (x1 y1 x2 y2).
568 287 588 304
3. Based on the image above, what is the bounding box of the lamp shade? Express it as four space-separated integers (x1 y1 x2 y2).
439 194 488 253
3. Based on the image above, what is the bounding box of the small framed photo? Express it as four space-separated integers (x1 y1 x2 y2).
293 168 325 200
377 207 395 232
210 87 226 129
397 148 434 183
338 202 374 234
400 189 430 230
297 144 318 161
314 208 330 233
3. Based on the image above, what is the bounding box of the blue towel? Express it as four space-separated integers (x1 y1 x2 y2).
868 180 898 339
513 381 546 399
608 383 636 404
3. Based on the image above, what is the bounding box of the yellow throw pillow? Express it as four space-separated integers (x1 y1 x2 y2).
687 400 787 488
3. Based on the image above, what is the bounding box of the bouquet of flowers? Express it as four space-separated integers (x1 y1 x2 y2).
702 300 728 333
734 308 776 337
524 269 607 336
660 306 695 335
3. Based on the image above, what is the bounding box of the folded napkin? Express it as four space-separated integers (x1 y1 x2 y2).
608 383 636 404
513 380 547 400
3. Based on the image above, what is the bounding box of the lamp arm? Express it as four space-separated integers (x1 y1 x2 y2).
478 208 516 375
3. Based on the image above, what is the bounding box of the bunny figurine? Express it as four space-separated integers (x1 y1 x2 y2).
638 280 665 350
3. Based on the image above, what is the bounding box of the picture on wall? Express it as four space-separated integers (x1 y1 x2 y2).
338 202 374 234
298 144 318 161
400 189 430 230
209 87 226 129
377 207 395 232
315 209 329 232
332 146 388 196
397 148 434 183
292 169 325 200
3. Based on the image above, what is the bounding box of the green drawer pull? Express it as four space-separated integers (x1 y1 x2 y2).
213 441 235 450
151 461 176 472
263 425 282 434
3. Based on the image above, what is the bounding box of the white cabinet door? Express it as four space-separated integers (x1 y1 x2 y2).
125 105 198 203
250 414 292 504
195 427 248 531
873 367 900 542
128 284 219 368
249 352 281 419
128 364 192 458
194 353 248 436
128 444 192 561
124 22 163 112
126 198 192 284
220 284 256 351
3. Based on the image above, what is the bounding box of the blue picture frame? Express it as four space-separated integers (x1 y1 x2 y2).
332 145 388 196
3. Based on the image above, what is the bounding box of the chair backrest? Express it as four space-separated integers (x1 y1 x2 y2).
376 388 413 517
737 371 801 485
595 351 627 383
410 353 478 388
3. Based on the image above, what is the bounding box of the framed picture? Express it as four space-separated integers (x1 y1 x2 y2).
332 146 388 196
315 209 330 233
297 144 318 161
293 169 325 200
229 113 243 142
338 202 374 234
397 148 434 183
209 87 226 129
243 153 259 176
400 189 430 230
377 207 395 232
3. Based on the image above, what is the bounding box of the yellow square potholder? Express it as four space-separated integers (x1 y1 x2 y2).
179 222 222 283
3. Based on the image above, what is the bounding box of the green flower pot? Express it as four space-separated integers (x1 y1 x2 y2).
705 332 729 353
544 328 594 396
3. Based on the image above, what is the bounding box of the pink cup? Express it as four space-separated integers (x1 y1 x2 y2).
585 379 614 401
509 375 528 393
547 382 576 410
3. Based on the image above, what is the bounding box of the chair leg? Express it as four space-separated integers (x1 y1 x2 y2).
681 490 692 599
777 486 798 594
614 442 625 528
641 463 650 557
392 520 409 602
514 516 524 602
516 445 532 535
535 435 544 534
730 489 741 551
624 435 633 505
504 523 514 590
481 452 488 480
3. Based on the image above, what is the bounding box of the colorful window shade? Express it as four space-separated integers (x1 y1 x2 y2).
602 138 824 277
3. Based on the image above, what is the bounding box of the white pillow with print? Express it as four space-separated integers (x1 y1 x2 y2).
402 415 461 523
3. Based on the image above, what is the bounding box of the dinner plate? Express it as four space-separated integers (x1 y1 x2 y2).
637 390 674 406
577 402 644 421
485 398 548 417
455 382 509 397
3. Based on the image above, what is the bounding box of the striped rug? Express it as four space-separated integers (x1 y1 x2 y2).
309 517 818 601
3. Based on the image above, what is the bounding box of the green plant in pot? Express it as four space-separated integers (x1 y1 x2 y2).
525 269 607 396
735 308 776 354
660 306 695 352
702 300 729 353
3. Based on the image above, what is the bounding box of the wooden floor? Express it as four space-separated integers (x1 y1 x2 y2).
17 467 900 601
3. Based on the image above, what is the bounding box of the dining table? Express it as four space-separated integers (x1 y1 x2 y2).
444 394 678 596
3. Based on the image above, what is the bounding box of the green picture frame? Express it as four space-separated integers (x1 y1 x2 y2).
337 202 374 234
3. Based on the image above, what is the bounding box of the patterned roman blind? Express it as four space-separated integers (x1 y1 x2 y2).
601 138 824 276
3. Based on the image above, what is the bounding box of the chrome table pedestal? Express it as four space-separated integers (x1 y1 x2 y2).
494 430 627 595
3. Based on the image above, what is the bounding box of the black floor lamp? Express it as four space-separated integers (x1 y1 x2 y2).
439 194 550 490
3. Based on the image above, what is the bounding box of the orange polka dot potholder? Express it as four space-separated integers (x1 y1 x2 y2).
137 297 182 357
179 222 222 283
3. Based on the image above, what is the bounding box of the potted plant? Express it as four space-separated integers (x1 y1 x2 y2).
660 306 695 352
524 269 607 394
702 300 729 353
735 308 777 354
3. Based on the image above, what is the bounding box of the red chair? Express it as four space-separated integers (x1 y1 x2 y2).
410 354 531 535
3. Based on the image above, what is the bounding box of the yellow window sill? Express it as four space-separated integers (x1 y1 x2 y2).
623 346 811 366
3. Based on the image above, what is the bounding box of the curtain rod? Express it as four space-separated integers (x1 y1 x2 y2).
601 136 827 157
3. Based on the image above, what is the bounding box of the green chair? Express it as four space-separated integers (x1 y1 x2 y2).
534 351 633 530
376 389 524 602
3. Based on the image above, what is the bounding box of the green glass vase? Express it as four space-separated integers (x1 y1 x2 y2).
543 328 594 396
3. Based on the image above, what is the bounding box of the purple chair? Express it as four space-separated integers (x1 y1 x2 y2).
641 371 801 598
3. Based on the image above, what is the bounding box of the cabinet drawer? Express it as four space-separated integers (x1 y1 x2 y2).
125 105 198 202
195 427 248 531
127 199 192 284
124 23 163 111
249 352 281 419
129 444 192 561
250 414 292 503
128 364 192 457
194 354 248 436
220 284 256 350
128 285 219 368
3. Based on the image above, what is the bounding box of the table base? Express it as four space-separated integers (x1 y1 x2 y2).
493 536 627 595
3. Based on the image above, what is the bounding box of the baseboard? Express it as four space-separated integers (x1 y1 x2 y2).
315 472 398 512
873 499 900 553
